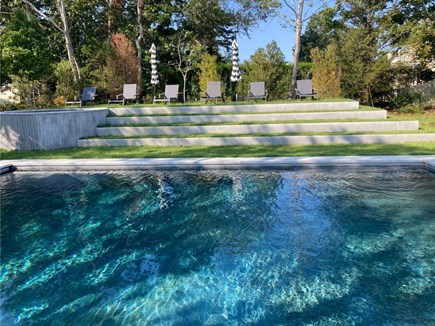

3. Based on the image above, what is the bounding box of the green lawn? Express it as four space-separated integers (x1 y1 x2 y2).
2 143 435 160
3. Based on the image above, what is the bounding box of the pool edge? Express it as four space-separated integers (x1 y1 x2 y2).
2 156 435 173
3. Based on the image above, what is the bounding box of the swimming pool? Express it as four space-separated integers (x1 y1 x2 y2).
1 168 434 325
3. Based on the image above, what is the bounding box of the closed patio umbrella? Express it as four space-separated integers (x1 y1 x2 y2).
230 39 241 82
230 38 241 101
150 43 159 85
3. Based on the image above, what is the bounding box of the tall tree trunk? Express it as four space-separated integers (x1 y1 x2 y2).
24 2 32 20
107 0 114 35
106 0 122 36
135 0 145 95
182 73 187 103
290 0 304 99
57 0 81 84
22 0 81 84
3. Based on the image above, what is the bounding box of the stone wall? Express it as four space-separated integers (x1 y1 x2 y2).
0 108 108 150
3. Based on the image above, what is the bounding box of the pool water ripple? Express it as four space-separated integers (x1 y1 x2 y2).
1 169 434 325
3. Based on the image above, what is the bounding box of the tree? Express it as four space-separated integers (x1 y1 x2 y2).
338 26 391 105
337 0 392 105
300 6 344 61
242 41 289 100
169 33 204 102
180 0 280 54
1 8 55 107
106 33 139 96
310 44 341 98
135 0 146 95
22 0 81 84
198 54 220 96
386 0 435 68
280 0 330 98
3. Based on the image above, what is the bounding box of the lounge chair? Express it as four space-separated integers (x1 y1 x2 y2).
108 84 139 105
296 80 317 99
153 84 179 104
247 82 267 101
201 81 224 102
65 87 97 106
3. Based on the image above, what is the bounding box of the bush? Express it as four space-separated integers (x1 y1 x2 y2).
311 44 341 98
0 103 26 111
398 103 424 114
53 96 66 107
106 34 138 97
54 60 78 99
393 89 425 109
198 54 220 96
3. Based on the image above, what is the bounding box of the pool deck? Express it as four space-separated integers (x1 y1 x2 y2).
1 156 435 173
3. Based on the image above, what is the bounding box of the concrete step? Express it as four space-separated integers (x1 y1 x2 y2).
108 101 359 116
106 110 386 125
97 121 419 137
78 133 435 147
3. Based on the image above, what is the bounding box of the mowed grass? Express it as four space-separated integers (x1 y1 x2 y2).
2 143 435 160
1 111 434 159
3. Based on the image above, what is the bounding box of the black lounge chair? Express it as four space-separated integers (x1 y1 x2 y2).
65 87 97 107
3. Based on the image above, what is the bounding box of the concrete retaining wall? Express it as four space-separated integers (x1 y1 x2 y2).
97 121 419 137
107 110 386 125
1 108 107 150
108 101 360 116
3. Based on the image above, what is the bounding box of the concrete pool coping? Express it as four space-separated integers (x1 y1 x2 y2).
1 156 435 173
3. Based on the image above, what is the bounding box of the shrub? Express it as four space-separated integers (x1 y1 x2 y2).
53 96 66 107
54 60 78 99
241 41 289 100
198 54 220 96
311 44 341 98
106 33 138 97
393 89 425 108
398 103 424 114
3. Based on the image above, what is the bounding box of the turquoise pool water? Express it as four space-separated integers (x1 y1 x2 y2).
1 168 434 325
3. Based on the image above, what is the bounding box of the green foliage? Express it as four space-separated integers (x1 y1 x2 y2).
338 26 391 105
241 41 288 100
386 0 435 67
181 0 280 53
1 8 54 84
300 0 435 106
393 89 425 113
10 75 52 108
54 60 78 99
296 62 313 80
80 44 111 98
311 44 341 98
300 7 344 61
1 8 56 107
197 54 220 96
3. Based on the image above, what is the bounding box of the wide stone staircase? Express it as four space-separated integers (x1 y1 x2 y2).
78 101 435 147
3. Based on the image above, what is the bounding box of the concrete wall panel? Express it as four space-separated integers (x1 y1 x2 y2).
1 109 107 150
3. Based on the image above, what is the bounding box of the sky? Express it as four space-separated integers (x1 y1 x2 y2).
235 1 333 63
237 18 294 63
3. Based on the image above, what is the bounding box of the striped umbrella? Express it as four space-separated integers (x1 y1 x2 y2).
150 43 159 85
230 38 241 82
